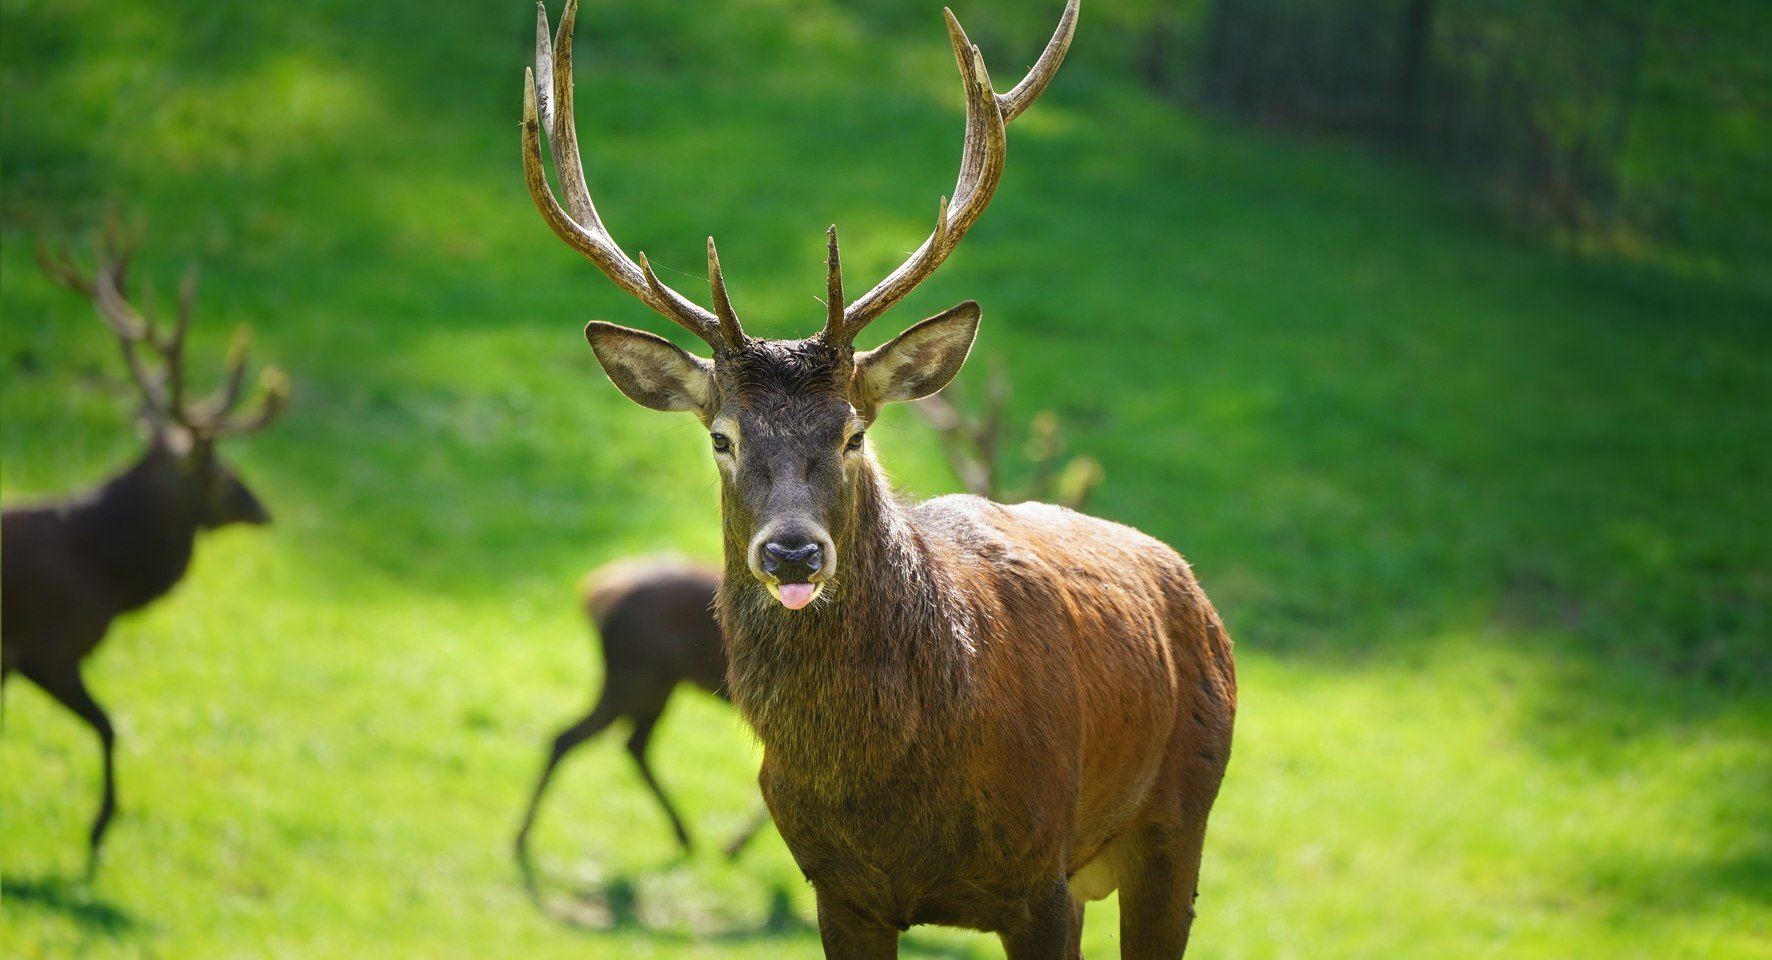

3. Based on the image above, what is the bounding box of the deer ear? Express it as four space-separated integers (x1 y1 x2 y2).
584 321 716 414
855 301 981 406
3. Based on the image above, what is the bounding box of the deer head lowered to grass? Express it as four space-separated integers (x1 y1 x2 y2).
521 0 1235 955
2 221 288 873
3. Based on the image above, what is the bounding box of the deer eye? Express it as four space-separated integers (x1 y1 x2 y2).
711 432 732 454
845 431 865 452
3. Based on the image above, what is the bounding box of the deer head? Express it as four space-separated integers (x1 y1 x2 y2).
523 0 1077 609
38 217 290 529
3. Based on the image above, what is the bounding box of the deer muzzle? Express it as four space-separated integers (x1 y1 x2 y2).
749 530 834 611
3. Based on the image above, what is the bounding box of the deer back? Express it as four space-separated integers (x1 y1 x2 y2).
582 556 726 696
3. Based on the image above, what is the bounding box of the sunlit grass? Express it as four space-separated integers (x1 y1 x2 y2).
4 1 1768 958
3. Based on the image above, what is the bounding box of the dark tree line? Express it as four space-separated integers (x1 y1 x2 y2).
1183 0 1764 267
931 0 1761 271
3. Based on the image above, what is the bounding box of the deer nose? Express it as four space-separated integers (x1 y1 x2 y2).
760 541 824 581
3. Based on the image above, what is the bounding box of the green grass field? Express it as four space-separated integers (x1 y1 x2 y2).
3 1 1768 957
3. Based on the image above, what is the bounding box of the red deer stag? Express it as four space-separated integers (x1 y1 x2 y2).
513 555 770 861
2 223 288 872
521 0 1235 955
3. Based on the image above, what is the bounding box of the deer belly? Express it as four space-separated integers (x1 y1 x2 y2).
1068 855 1117 902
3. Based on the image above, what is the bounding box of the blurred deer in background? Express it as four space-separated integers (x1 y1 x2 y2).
514 396 1099 865
522 0 1235 956
512 555 767 862
2 220 288 872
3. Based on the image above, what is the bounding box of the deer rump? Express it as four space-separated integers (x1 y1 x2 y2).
724 496 1236 933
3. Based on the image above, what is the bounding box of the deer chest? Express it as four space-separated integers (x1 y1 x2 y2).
761 757 1071 932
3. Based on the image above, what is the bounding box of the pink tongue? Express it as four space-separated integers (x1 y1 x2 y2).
777 582 817 610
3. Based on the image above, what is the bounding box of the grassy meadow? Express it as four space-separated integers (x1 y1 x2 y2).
3 1 1769 957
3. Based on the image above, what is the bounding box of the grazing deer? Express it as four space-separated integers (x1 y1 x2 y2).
2 223 288 871
521 0 1235 955
513 555 770 861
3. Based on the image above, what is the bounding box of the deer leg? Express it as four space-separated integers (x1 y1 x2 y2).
22 662 116 869
1116 821 1209 958
722 806 771 860
815 894 899 959
624 711 694 854
1066 893 1086 960
997 878 1073 960
513 694 626 859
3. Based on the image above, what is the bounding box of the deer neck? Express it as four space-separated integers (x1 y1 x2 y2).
70 450 200 613
717 462 978 782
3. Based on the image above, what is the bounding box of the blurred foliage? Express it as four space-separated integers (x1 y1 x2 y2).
1146 0 1769 279
1 0 1769 957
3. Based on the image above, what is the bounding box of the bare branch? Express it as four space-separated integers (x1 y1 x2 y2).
914 360 1102 510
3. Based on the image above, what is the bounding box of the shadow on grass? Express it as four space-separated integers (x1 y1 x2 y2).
520 863 978 957
1 873 135 935
549 874 806 940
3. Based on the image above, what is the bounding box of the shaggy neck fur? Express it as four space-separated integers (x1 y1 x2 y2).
717 459 980 789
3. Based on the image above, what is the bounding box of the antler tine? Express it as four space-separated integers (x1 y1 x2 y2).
99 211 141 297
213 366 292 438
824 195 950 346
80 235 206 429
523 0 731 351
705 237 748 350
834 2 1075 344
824 225 845 336
150 263 203 422
188 326 294 438
41 216 289 437
34 240 95 298
189 327 252 426
997 0 1079 122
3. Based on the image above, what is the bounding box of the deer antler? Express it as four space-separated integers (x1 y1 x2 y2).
522 0 747 353
37 217 290 438
824 1 1079 348
523 1 1075 354
190 328 292 438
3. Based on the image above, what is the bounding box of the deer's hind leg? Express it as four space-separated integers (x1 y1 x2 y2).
515 682 661 858
624 706 695 853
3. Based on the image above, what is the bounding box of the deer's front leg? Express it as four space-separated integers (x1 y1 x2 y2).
816 893 899 959
998 878 1076 960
